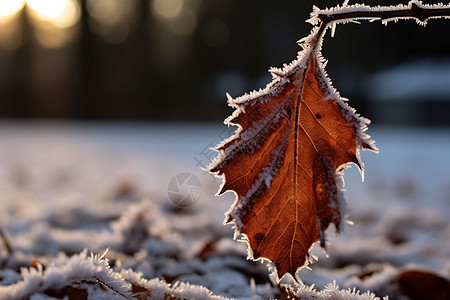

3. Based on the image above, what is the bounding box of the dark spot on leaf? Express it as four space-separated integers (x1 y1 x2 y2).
254 233 265 245
253 251 260 259
315 113 322 119
286 108 292 117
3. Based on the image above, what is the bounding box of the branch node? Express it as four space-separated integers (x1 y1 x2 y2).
411 2 427 22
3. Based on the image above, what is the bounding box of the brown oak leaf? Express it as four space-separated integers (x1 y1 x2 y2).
209 28 377 279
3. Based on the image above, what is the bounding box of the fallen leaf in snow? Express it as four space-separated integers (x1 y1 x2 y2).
398 270 450 300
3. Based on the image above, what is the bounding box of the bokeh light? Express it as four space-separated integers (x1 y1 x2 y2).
87 0 137 44
26 0 81 48
168 7 197 36
150 0 200 37
149 0 200 66
27 0 80 28
152 0 183 19
0 0 26 50
0 0 25 21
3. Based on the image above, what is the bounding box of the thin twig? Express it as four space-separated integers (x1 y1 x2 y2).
96 278 132 299
316 1 450 26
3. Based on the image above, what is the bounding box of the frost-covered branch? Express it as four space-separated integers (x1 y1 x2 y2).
311 0 450 27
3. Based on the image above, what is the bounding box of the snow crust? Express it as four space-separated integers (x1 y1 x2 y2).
0 249 131 300
0 123 449 299
285 280 384 300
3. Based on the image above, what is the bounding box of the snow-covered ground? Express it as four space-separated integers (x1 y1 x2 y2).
0 121 448 299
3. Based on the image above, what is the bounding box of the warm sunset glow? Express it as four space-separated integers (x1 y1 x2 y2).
0 0 25 49
26 0 80 48
0 0 25 21
152 0 183 19
26 0 80 29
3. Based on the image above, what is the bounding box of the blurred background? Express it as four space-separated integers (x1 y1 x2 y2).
0 0 449 124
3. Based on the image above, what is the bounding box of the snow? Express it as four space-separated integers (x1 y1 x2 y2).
285 280 383 300
363 58 450 102
0 121 449 299
0 249 131 299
